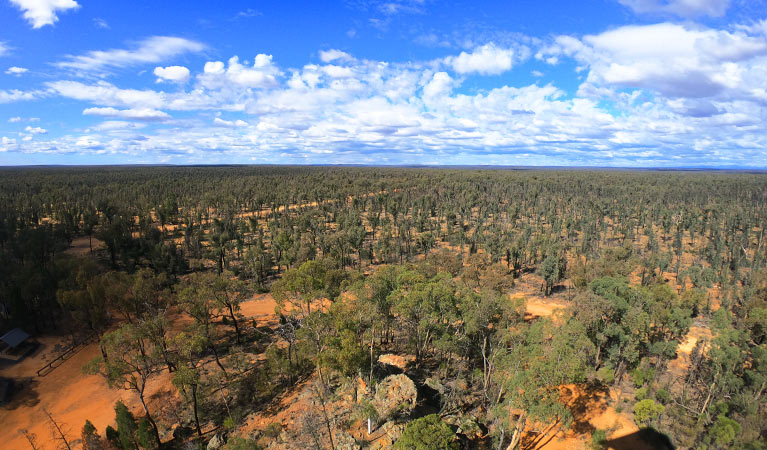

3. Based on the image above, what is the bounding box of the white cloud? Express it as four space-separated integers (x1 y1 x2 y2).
25 126 47 134
154 65 190 83
0 42 10 57
444 43 518 75
319 49 353 63
83 107 170 121
0 136 18 152
539 23 767 102
47 80 166 109
423 71 454 98
0 89 40 103
213 117 248 127
9 0 79 28
198 55 280 89
88 121 146 131
24 40 767 167
618 0 730 18
8 117 22 123
57 36 205 73
5 66 29 76
93 18 109 29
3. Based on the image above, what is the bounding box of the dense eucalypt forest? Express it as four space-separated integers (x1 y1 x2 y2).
1 166 766 450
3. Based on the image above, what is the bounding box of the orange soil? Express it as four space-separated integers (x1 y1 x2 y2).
525 384 640 450
667 323 713 379
0 294 279 450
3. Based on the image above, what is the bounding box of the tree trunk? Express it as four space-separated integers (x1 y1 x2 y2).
192 383 202 437
228 303 241 344
139 392 162 447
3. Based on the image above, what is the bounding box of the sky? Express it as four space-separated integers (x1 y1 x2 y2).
0 0 766 167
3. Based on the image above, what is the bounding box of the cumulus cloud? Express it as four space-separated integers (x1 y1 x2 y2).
9 0 79 28
618 0 731 18
199 55 280 89
83 107 171 121
25 125 47 134
538 23 767 102
5 66 29 76
444 43 519 75
15 38 767 167
154 65 191 83
57 36 205 73
319 49 354 63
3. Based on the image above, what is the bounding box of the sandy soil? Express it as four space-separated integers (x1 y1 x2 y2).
0 294 279 450
524 384 641 450
667 323 713 380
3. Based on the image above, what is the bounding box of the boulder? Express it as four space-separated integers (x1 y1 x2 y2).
206 434 223 450
373 374 418 419
368 421 406 450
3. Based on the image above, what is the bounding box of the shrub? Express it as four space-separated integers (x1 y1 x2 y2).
263 422 282 439
393 414 459 450
597 366 615 385
655 388 670 404
633 399 664 426
114 401 138 450
634 387 648 401
590 429 607 449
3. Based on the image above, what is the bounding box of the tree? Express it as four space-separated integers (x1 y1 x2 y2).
114 400 139 450
633 399 664 427
211 272 248 344
393 414 458 450
171 330 208 437
85 323 162 447
43 408 73 450
81 420 103 450
538 249 566 296
272 260 328 318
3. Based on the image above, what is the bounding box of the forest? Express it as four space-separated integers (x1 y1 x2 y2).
0 165 766 450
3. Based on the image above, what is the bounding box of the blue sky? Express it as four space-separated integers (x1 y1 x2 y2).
0 0 765 166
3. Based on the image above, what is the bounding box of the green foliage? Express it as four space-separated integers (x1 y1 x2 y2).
137 418 157 450
393 414 459 450
631 366 655 388
634 387 648 401
221 436 263 450
633 399 664 426
655 388 669 404
114 401 138 450
105 425 120 449
263 422 283 439
596 366 615 384
590 428 607 449
708 414 741 448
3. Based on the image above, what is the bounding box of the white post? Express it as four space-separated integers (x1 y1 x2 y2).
368 418 371 435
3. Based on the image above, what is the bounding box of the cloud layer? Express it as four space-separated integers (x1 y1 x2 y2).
2 19 767 166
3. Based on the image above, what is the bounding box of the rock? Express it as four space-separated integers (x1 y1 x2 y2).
457 416 482 439
335 431 361 450
206 434 223 450
373 374 418 419
377 354 413 371
357 376 368 398
368 421 405 450
424 376 445 395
